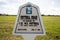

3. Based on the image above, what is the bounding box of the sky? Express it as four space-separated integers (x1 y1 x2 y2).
0 0 60 15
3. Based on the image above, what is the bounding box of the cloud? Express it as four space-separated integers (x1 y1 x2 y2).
51 1 55 5
0 0 60 15
0 1 6 5
0 4 18 15
0 0 18 15
0 0 18 5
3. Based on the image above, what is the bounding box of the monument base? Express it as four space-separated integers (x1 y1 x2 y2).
22 35 35 40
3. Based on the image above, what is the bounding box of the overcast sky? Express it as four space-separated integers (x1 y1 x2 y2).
0 0 60 15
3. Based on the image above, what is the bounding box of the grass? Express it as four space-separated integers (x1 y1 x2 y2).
0 16 60 40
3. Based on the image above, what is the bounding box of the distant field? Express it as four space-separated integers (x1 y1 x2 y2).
0 16 60 40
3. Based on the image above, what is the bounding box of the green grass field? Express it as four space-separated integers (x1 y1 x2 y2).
0 16 60 40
